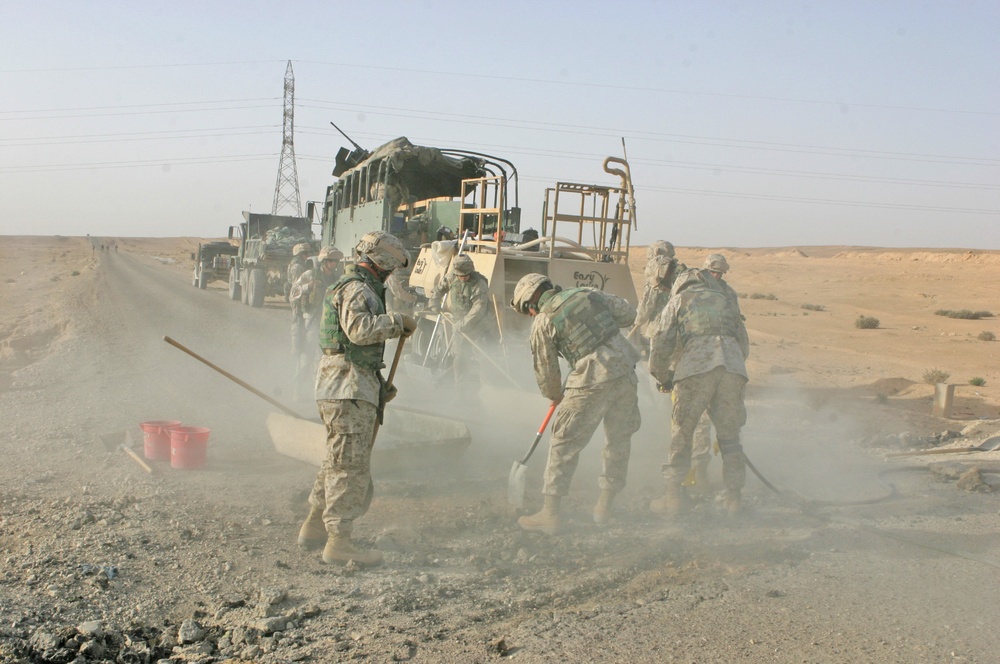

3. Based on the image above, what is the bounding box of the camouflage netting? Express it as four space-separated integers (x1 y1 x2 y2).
264 226 312 251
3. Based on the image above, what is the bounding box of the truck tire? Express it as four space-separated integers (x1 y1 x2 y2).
228 267 241 301
191 268 198 287
241 271 250 304
248 268 266 308
196 265 208 289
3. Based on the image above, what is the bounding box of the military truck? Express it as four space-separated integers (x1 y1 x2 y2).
228 212 314 308
319 136 638 360
190 241 239 289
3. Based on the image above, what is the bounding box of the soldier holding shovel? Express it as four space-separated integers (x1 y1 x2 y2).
296 231 417 566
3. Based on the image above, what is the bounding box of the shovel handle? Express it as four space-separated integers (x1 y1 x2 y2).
885 446 981 458
518 401 558 466
121 445 153 474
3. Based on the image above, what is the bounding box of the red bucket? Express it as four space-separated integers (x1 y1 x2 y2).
139 420 182 461
168 426 210 470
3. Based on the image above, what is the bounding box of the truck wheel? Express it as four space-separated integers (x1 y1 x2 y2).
241 270 250 304
228 267 241 301
196 265 208 289
192 268 198 287
248 268 266 308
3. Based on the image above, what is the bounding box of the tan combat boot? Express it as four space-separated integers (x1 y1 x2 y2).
322 533 384 567
518 495 561 535
593 490 615 525
297 506 326 550
649 483 685 517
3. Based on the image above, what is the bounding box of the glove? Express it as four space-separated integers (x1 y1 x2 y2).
401 314 418 337
384 384 398 404
656 380 673 393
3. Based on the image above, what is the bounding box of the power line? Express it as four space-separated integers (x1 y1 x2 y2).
1 126 276 147
0 98 277 115
0 60 284 74
295 60 1000 117
0 153 275 173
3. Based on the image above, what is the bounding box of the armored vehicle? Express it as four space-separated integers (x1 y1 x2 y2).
228 212 314 307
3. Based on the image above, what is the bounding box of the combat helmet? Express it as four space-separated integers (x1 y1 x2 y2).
292 243 311 257
355 231 410 271
645 255 677 286
318 246 344 263
702 253 730 273
451 254 474 276
647 240 675 261
510 273 552 314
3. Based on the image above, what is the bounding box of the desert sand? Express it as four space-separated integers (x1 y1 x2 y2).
1 235 999 662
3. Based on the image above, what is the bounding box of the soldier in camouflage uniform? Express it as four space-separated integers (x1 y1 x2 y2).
510 273 642 534
288 243 313 357
290 247 344 394
429 254 491 403
648 255 750 517
637 252 717 500
296 231 418 566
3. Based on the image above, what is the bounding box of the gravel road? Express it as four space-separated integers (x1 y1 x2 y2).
1 238 999 663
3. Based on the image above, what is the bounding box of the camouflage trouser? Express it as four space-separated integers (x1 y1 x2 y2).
666 366 747 490
310 400 378 536
542 373 641 497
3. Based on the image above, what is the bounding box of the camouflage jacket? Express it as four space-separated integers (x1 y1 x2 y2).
431 271 490 333
649 276 749 384
314 274 407 406
291 265 342 323
529 288 640 400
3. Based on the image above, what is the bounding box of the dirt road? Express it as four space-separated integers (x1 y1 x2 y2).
1 237 999 663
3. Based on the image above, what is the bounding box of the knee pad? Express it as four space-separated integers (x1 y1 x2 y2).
717 438 744 457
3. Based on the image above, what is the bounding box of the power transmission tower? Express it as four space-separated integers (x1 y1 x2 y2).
272 60 302 216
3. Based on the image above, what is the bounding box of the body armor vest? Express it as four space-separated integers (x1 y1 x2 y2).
540 287 618 366
319 268 387 371
678 288 740 344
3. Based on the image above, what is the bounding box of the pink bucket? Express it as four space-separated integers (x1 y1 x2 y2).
168 426 211 470
139 420 182 461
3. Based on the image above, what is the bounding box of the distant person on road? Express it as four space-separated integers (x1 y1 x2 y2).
289 246 343 394
428 253 492 407
286 243 312 302
648 257 750 517
509 273 641 534
297 231 417 567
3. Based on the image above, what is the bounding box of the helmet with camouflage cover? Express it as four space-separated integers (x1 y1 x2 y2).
451 254 474 276
318 246 343 263
510 273 552 314
702 253 730 273
355 230 410 271
670 268 706 296
647 240 675 261
292 243 311 257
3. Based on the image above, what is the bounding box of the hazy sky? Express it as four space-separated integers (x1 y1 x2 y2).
2 1 997 248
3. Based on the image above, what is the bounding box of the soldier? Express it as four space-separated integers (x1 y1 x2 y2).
636 254 717 501
290 246 344 392
385 268 419 317
510 274 641 533
286 243 312 302
296 231 417 566
648 259 750 517
429 254 491 402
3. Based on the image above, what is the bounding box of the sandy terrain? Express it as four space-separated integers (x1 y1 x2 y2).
1 235 999 663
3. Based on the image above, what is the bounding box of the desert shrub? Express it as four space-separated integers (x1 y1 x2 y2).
969 377 986 386
922 368 950 384
875 393 888 404
934 309 994 320
737 292 748 299
855 315 880 329
764 293 778 300
978 331 996 341
801 303 826 312
748 293 778 300
70 270 80 276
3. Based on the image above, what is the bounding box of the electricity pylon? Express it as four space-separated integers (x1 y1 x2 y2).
272 60 302 216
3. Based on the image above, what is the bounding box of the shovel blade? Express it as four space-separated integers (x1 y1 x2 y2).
508 461 527 508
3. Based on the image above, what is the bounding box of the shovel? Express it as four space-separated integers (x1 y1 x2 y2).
885 436 1000 458
99 430 153 474
507 399 561 508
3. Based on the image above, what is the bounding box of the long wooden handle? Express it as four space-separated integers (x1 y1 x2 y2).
121 445 153 474
885 446 981 458
372 335 407 445
163 336 303 418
